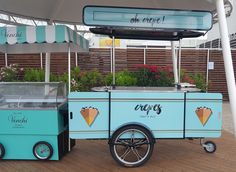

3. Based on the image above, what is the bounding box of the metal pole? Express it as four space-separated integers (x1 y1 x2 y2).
110 47 113 73
144 48 146 64
216 0 236 136
75 52 78 67
178 40 182 83
206 49 210 92
68 44 71 92
45 52 50 82
40 53 43 69
112 36 116 87
171 41 178 83
4 53 7 67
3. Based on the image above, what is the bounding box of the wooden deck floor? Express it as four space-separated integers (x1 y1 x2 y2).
1 131 236 172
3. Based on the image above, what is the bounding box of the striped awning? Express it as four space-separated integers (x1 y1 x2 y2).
0 25 89 50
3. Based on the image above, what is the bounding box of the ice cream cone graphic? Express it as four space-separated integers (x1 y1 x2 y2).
80 107 99 126
195 107 212 126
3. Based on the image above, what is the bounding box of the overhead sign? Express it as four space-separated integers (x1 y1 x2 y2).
83 6 212 31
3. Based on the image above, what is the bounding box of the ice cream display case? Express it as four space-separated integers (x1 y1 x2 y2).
0 82 70 160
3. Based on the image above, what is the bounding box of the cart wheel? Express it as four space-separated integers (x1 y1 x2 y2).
0 143 5 159
203 141 216 153
109 125 154 167
33 141 53 160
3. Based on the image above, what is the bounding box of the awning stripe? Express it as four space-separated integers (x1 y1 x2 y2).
17 26 26 44
0 25 89 50
36 26 45 43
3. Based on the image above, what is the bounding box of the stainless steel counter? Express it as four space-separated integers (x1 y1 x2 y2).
91 86 202 93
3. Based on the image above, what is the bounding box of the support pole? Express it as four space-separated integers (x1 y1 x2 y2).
45 52 50 82
4 53 8 67
171 41 178 83
75 52 78 67
112 36 115 88
144 48 146 64
178 40 182 83
216 0 236 136
40 53 43 69
206 49 210 92
68 45 71 92
110 47 113 73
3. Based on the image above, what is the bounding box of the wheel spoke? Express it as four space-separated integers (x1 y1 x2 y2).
114 139 130 146
132 147 143 160
120 147 131 160
134 139 150 146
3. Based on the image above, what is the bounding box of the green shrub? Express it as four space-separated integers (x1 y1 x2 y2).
190 73 208 91
105 70 137 86
134 65 174 87
78 70 104 91
0 64 24 82
23 68 45 82
181 69 208 91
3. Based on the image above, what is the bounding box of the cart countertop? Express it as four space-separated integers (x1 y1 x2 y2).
91 86 202 93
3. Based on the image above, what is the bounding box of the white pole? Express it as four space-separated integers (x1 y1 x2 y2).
178 40 182 83
171 41 178 83
68 45 71 93
144 48 146 64
40 53 43 69
75 52 78 67
45 52 50 82
112 36 115 87
110 47 113 73
216 0 236 136
4 53 7 67
206 49 210 92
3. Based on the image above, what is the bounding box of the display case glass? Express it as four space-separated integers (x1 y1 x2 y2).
0 82 67 109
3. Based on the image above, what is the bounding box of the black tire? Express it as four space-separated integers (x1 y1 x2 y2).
203 141 216 153
33 141 53 160
109 125 154 167
0 143 5 159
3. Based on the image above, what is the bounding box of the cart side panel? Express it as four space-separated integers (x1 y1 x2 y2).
68 92 109 139
110 92 185 138
0 110 62 135
0 135 59 160
185 93 222 138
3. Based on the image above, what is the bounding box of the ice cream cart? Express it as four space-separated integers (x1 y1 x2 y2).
0 82 70 160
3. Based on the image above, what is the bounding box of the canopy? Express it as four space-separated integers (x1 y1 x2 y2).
0 25 89 92
0 25 89 53
0 0 216 25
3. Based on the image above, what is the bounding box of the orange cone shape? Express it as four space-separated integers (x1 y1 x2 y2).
80 107 99 126
195 107 212 126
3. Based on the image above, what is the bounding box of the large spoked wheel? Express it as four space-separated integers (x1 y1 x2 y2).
109 125 154 167
0 143 5 159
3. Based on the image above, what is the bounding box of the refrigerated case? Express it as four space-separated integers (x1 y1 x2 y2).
0 82 70 160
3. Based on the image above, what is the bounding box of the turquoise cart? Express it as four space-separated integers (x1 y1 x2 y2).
0 82 70 160
68 87 222 167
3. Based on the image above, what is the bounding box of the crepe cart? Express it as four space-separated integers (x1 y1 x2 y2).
68 6 222 167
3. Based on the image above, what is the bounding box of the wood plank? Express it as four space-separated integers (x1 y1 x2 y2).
0 131 234 172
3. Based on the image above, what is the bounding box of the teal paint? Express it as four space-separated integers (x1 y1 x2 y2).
0 27 7 44
68 91 222 139
55 25 66 43
36 26 46 43
16 26 27 43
